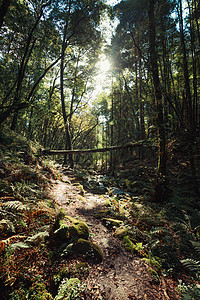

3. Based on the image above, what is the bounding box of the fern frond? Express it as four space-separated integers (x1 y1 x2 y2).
26 231 49 244
191 241 200 255
150 227 169 236
10 242 30 250
181 210 192 230
2 201 29 212
181 258 200 278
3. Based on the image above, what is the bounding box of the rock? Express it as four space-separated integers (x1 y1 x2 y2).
61 243 73 257
102 218 123 228
53 218 90 244
53 224 70 241
72 238 103 262
0 219 15 238
55 278 81 300
114 226 128 239
69 221 89 240
66 216 81 224
67 217 90 240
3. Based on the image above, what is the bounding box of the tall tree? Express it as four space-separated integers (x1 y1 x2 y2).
50 0 105 167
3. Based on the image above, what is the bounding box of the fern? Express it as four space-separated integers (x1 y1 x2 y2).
150 227 169 236
173 210 192 233
191 241 200 255
0 235 26 253
2 201 29 212
181 258 200 279
10 242 30 250
26 231 49 244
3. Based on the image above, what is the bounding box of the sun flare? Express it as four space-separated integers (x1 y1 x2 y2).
98 56 111 73
93 56 112 95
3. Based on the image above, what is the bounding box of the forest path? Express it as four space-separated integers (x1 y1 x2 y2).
50 171 168 300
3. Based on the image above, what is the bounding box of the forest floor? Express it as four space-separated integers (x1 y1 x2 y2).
49 168 179 300
1 129 199 299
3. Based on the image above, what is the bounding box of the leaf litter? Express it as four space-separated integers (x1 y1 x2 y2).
50 170 179 300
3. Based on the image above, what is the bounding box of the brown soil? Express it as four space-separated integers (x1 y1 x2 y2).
50 170 179 300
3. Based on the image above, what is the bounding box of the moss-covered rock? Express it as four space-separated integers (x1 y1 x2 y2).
53 224 70 241
55 278 81 300
72 238 103 262
102 218 123 228
0 219 15 238
53 218 89 244
69 222 89 240
114 226 128 239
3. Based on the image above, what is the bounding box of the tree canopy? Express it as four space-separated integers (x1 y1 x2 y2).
0 0 199 194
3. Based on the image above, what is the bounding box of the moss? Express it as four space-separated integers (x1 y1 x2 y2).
65 217 90 240
69 222 89 240
114 226 128 239
142 256 161 271
66 216 81 223
72 238 103 262
102 218 123 228
53 218 89 244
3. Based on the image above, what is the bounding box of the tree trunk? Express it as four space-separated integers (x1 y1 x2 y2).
109 89 114 173
148 0 167 202
60 12 74 168
177 0 194 132
178 0 199 200
60 54 74 168
139 52 145 139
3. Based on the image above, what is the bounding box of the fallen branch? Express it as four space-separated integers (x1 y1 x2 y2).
40 141 145 156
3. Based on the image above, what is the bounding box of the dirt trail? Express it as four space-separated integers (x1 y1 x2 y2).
50 172 171 300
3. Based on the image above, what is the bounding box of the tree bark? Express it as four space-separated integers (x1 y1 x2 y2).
148 0 167 202
177 0 194 131
60 1 74 169
178 0 199 199
148 0 167 176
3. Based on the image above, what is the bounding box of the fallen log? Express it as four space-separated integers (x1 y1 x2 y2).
40 141 145 156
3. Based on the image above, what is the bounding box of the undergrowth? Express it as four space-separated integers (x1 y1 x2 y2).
0 129 85 299
102 139 200 299
1 129 200 299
